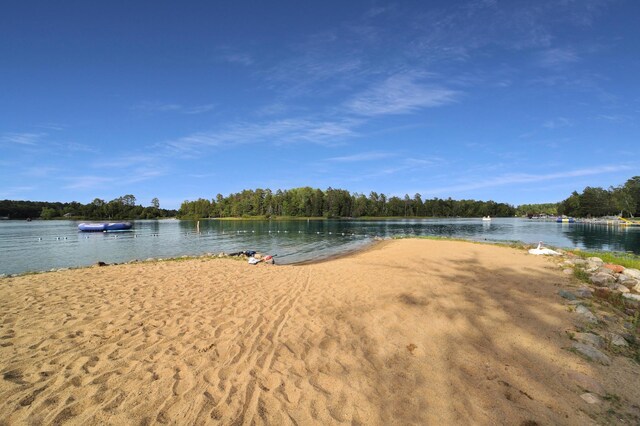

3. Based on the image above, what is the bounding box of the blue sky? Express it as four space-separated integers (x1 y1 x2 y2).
1 0 638 209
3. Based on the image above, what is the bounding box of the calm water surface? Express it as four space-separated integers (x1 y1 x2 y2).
1 218 639 275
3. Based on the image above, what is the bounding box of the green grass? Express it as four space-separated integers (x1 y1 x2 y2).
569 250 640 270
573 268 591 283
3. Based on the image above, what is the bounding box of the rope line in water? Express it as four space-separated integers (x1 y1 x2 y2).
37 230 374 242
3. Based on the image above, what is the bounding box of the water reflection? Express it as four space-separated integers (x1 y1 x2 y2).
563 222 639 253
0 218 638 275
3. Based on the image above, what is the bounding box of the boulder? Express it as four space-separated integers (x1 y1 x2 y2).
618 274 632 283
575 305 598 323
635 281 640 293
603 263 625 274
558 290 577 301
622 268 640 280
576 287 593 298
562 268 574 275
572 258 587 265
622 293 640 302
574 332 604 348
587 257 604 265
590 272 614 287
604 332 629 347
572 342 611 365
585 264 600 273
613 284 630 293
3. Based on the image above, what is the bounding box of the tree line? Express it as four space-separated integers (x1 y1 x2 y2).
0 195 177 220
513 176 640 218
557 176 640 218
178 187 516 219
4 176 637 221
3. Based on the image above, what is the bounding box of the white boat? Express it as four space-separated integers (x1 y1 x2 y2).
482 216 491 221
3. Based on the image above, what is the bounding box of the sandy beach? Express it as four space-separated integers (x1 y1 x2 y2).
1 239 639 425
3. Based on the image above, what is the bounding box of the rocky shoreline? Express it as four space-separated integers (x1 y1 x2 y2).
551 250 640 410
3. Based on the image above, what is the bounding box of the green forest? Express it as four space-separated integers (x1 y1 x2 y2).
2 176 638 220
516 176 640 218
0 195 177 220
178 187 516 219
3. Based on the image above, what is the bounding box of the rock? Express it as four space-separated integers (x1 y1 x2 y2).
604 332 629 347
593 287 611 299
580 393 602 404
559 290 577 301
95 261 108 267
576 287 593 298
612 284 630 293
574 333 604 348
622 268 640 280
145 258 155 262
572 342 611 365
621 333 636 345
572 258 587 265
585 264 600 273
562 268 573 275
587 257 604 265
590 272 614 287
633 281 640 293
622 293 640 302
0 274 6 279
618 274 632 283
575 305 598 323
603 263 625 274
568 371 606 395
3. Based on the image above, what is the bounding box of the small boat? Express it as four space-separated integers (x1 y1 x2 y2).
556 217 575 223
482 216 491 221
78 222 132 232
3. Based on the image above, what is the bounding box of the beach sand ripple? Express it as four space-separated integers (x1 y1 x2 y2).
1 239 638 425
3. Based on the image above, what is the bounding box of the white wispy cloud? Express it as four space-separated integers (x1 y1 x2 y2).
164 118 360 155
63 166 165 190
92 153 163 169
542 117 573 129
0 186 36 198
345 72 459 116
327 152 394 162
63 176 115 190
424 165 630 195
537 47 579 69
21 166 60 178
0 132 46 146
131 101 215 115
223 53 254 66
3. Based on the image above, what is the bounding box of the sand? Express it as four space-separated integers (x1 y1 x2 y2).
1 239 639 425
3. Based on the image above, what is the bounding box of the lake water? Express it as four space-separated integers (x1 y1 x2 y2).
1 218 639 275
